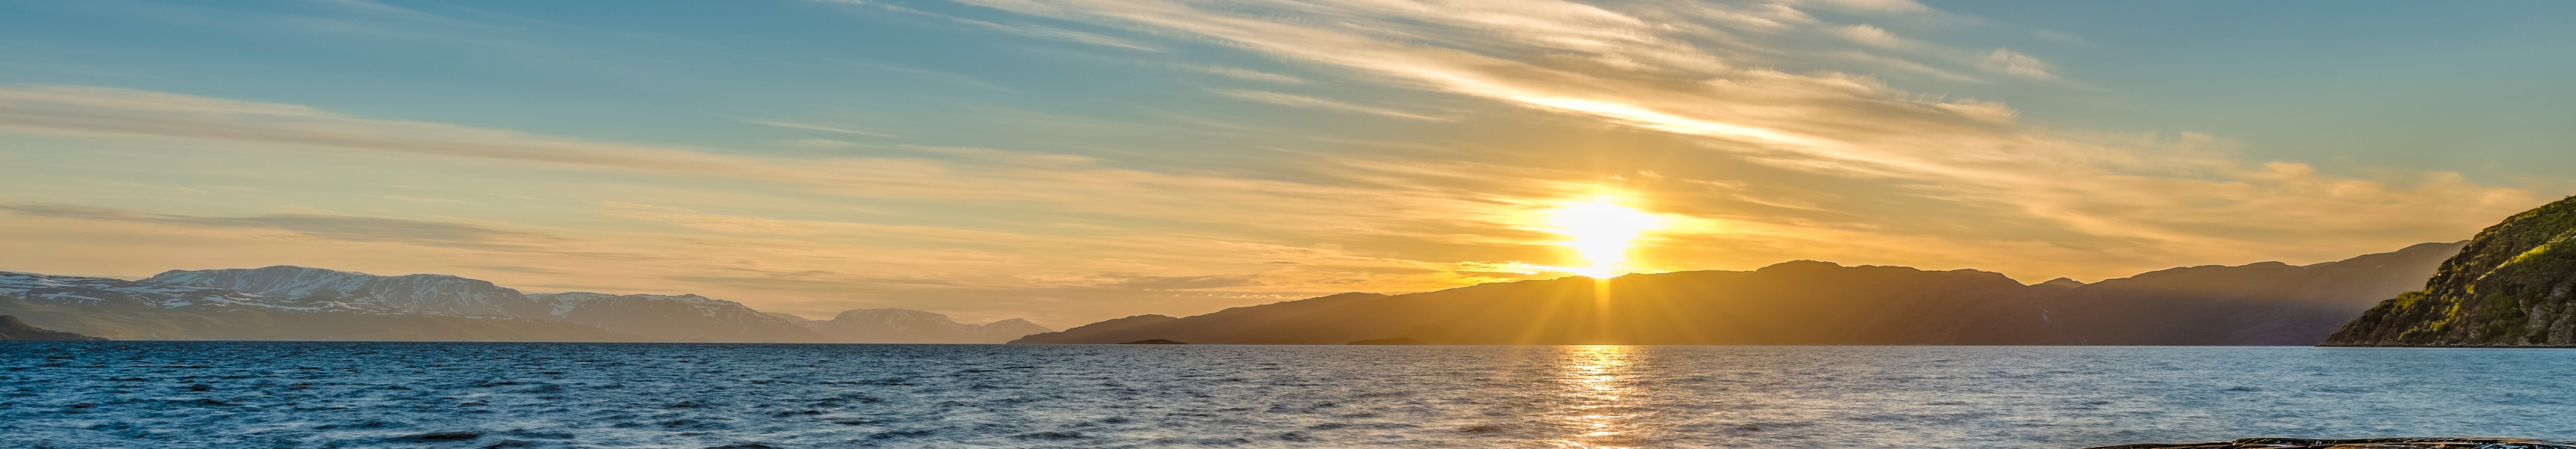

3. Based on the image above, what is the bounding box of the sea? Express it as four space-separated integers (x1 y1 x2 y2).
3 343 2572 449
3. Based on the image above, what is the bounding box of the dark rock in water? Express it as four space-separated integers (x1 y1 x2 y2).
1119 339 1187 344
1347 337 1425 345
2327 195 2576 346
2085 437 2576 448
0 315 106 341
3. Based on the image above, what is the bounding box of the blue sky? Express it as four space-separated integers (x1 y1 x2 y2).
2 0 2570 326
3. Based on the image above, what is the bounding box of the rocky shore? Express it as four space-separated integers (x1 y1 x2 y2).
2086 437 2576 449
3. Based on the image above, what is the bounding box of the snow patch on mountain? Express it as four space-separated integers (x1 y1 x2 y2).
1 272 327 312
145 266 544 318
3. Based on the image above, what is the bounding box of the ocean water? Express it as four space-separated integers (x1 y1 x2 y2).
3 343 2572 449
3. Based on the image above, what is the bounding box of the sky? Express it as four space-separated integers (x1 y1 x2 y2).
2 0 2572 328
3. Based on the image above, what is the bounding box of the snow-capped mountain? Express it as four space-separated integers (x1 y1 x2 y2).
529 292 820 342
145 266 547 318
1 272 312 311
807 308 1054 343
0 271 624 341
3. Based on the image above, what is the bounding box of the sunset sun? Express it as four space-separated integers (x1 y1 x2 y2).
1545 198 1661 278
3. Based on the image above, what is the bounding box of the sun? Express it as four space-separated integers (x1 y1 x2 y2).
1543 198 1661 278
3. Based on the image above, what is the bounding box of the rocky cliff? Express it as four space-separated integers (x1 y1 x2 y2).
2326 196 2576 346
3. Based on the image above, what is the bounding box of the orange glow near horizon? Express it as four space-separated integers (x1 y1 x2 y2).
1544 198 1661 278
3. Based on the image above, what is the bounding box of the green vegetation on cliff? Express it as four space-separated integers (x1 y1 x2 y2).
2325 196 2576 346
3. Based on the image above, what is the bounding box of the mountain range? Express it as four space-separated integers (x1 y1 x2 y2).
0 266 1050 343
0 239 2483 346
1012 242 2466 346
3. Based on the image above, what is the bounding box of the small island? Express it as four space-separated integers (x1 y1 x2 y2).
1118 339 1188 345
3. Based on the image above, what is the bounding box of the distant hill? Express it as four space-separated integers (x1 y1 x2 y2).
802 308 1054 343
0 266 1045 343
528 292 821 342
2048 242 2464 345
1015 243 2463 346
1018 261 2068 345
2327 196 2576 346
0 315 105 341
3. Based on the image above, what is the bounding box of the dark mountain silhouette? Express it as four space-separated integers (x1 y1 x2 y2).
1018 261 2068 345
2328 196 2576 346
1017 243 2463 346
0 315 105 341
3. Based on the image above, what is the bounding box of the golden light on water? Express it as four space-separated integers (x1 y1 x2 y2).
1544 198 1661 278
1549 345 1651 448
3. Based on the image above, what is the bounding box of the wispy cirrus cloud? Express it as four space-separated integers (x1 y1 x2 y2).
741 119 905 138
0 203 559 250
1182 65 1307 85
1207 88 1452 121
935 0 2542 272
1981 48 2056 79
807 0 1161 52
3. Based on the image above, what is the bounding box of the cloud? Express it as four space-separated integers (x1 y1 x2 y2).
941 0 2545 275
456 265 565 274
1090 274 1261 290
0 85 813 181
1803 0 1931 14
1183 65 1307 85
599 202 828 236
0 204 558 249
743 119 905 138
1830 51 1983 82
806 0 1161 52
1207 88 1452 121
1833 24 1910 48
1981 48 2056 79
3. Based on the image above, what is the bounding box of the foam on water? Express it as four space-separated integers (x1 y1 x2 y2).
2 343 2571 448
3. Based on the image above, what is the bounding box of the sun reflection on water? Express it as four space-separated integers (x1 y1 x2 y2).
1549 345 1656 448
